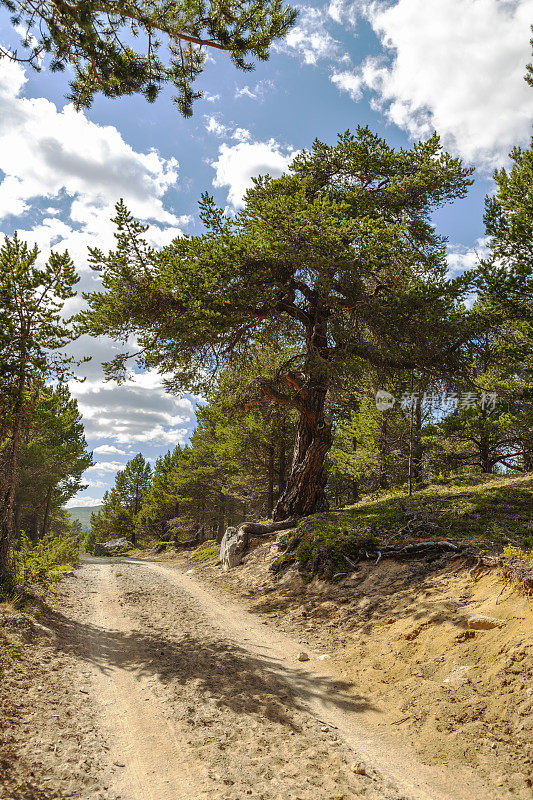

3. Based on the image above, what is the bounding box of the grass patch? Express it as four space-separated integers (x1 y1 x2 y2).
276 474 533 580
188 541 220 567
339 474 533 545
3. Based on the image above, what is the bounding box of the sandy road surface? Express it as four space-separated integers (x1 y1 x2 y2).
3 557 504 800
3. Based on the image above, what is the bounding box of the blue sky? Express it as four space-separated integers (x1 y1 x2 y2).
0 0 532 506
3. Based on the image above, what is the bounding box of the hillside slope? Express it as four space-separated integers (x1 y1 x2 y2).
170 473 533 798
67 506 102 532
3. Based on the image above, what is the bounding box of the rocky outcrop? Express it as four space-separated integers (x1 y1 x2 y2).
220 518 299 571
93 538 131 557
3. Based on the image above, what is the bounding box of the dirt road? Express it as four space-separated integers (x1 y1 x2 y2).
1 557 508 800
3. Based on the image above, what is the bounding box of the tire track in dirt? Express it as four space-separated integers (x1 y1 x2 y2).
48 557 502 800
80 563 212 800
142 558 504 800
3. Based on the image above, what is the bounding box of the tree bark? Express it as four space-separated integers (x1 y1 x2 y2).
216 493 226 544
412 394 423 484
273 385 332 520
277 423 287 500
378 414 389 490
523 439 533 472
273 302 334 520
41 485 53 538
266 441 274 518
479 408 492 474
0 405 23 596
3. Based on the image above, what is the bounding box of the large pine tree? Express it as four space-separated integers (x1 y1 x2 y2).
81 127 474 520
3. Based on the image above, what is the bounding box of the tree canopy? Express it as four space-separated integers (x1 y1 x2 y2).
0 0 296 115
0 233 80 592
81 127 474 519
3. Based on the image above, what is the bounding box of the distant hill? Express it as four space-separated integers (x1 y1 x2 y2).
67 506 101 532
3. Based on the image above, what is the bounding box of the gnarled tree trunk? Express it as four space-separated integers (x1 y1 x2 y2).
273 374 332 521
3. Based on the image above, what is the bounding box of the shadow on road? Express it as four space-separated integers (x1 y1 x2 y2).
39 596 377 729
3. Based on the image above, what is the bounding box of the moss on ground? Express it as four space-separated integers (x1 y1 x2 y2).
188 541 220 567
276 473 533 580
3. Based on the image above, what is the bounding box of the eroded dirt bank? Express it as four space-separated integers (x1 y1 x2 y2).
1 555 531 800
172 541 533 799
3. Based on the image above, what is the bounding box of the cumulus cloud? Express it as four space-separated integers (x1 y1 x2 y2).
274 5 349 65
205 115 231 137
93 445 127 456
356 0 533 167
65 496 103 508
0 64 196 503
447 238 489 278
70 368 195 446
330 70 363 100
234 80 275 101
85 461 126 474
0 62 181 228
212 137 298 207
235 86 257 100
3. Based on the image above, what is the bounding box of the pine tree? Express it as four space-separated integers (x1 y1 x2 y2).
1 0 296 115
0 234 79 594
481 139 533 321
14 384 93 540
80 127 474 521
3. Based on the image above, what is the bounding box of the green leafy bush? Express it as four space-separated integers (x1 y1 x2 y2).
15 529 80 593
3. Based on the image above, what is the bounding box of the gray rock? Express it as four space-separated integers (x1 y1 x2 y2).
93 538 131 556
220 527 243 571
297 651 310 662
220 516 301 570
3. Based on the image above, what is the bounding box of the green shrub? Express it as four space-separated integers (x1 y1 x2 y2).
83 528 96 554
275 515 379 581
15 529 80 593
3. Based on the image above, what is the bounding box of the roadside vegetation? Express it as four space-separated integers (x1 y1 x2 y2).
272 474 533 580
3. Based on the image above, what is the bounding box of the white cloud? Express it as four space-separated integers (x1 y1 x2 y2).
447 238 489 278
275 5 349 65
232 127 251 143
84 479 107 488
70 368 195 446
357 0 533 167
327 0 359 25
235 86 257 100
331 69 363 101
203 91 221 103
204 116 252 144
205 115 230 137
327 0 345 23
65 496 103 508
0 62 180 226
235 80 275 101
212 138 298 208
93 445 127 455
85 461 125 474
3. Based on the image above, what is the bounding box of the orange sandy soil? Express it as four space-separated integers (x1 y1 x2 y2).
170 537 533 799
